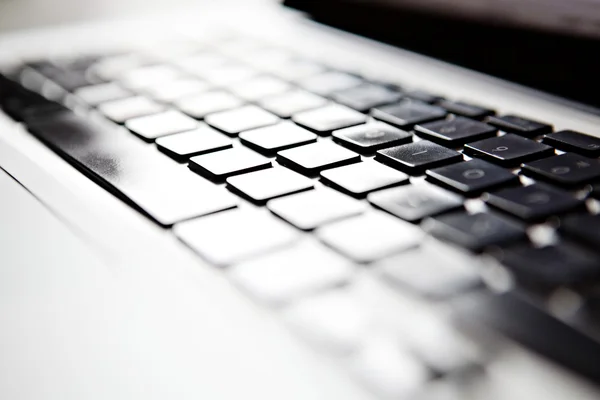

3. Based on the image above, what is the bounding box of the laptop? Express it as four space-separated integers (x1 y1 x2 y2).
1 0 600 398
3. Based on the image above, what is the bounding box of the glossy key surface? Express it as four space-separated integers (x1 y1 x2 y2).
543 130 600 157
226 167 314 204
426 158 519 196
125 110 198 141
521 153 600 187
437 100 495 119
371 100 446 129
331 83 402 112
277 141 361 176
376 140 462 175
423 212 527 252
486 184 584 221
332 121 412 154
174 209 298 266
486 114 553 138
464 134 554 167
368 183 463 222
320 161 409 197
155 125 232 161
205 105 279 136
292 104 367 135
267 188 366 230
189 147 271 181
239 122 317 155
175 90 243 119
414 116 497 146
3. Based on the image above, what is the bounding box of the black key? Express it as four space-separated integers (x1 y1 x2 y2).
426 159 519 196
205 105 280 136
371 100 447 129
486 184 584 222
258 90 327 118
368 183 463 222
436 100 495 119
292 104 367 135
277 141 360 176
376 140 462 175
125 110 199 142
267 188 366 231
26 110 237 226
226 167 314 204
332 121 412 154
464 134 554 167
498 243 600 287
320 160 409 197
543 130 600 157
297 71 362 96
423 212 527 252
189 147 272 181
404 90 443 104
331 83 402 112
561 214 600 250
175 90 243 119
414 116 497 146
239 122 317 155
98 96 165 124
485 115 553 138
521 153 600 187
155 125 232 161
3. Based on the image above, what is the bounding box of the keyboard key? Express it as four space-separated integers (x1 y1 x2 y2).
189 147 271 181
174 52 229 75
118 65 181 90
155 125 232 161
98 96 165 123
464 133 554 167
543 130 600 157
485 115 553 138
26 61 93 92
426 159 519 196
320 160 409 197
125 110 198 141
437 100 495 119
277 141 361 175
198 64 257 86
561 214 600 250
269 59 325 81
174 209 298 266
292 104 367 135
404 90 443 104
205 105 279 136
226 167 314 204
368 183 463 222
371 100 446 128
378 245 480 299
175 90 243 119
423 212 527 252
74 83 132 106
27 110 237 226
414 116 497 146
376 140 462 175
521 153 600 187
297 71 362 96
238 122 317 155
89 54 150 81
351 335 429 399
331 83 402 112
316 212 424 263
267 188 366 230
230 240 353 304
258 90 327 118
498 243 600 287
144 78 211 102
229 76 291 101
332 121 412 154
486 184 584 222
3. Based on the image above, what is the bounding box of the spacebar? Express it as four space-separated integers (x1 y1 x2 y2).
26 110 237 226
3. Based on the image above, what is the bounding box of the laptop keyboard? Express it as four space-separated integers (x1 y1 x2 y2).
3 32 600 396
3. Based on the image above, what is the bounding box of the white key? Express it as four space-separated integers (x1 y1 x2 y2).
230 240 353 304
174 209 298 266
316 211 423 263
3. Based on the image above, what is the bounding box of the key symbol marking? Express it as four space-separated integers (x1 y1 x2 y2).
492 146 508 152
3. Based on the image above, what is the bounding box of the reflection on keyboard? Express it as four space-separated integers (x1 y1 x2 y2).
3 33 600 397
